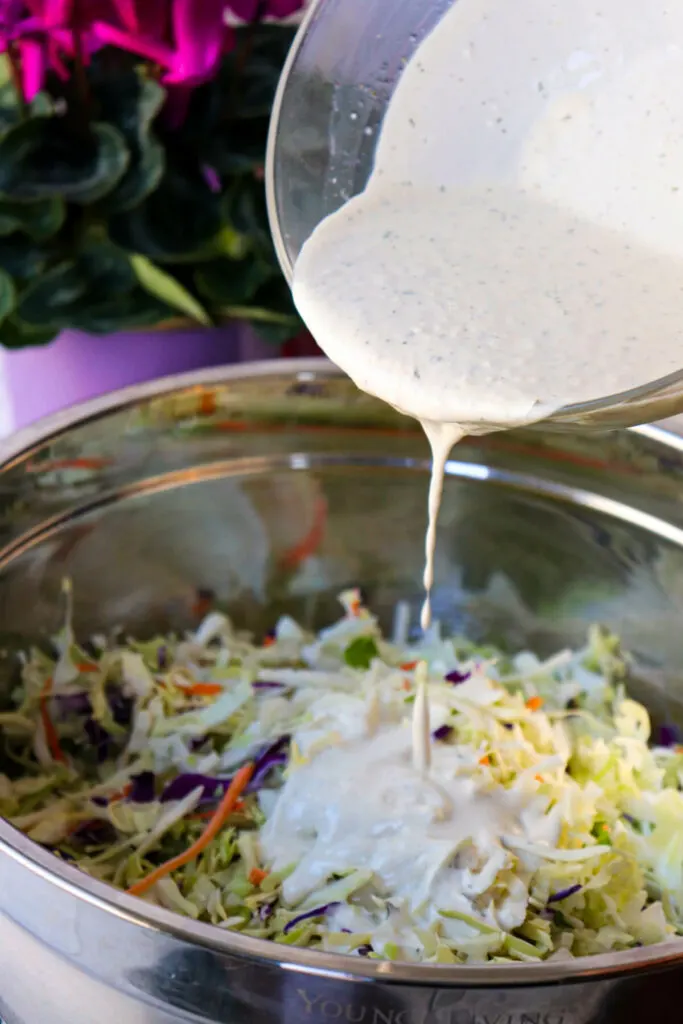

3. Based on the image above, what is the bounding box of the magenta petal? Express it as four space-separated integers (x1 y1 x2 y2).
109 0 138 31
136 0 170 39
267 0 305 16
166 0 225 83
91 19 173 65
162 83 192 128
48 37 70 79
18 37 46 100
33 0 72 28
228 0 304 18
0 0 26 30
226 0 257 17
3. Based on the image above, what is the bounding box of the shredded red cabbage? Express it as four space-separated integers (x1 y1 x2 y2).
445 669 470 684
128 771 156 804
249 736 289 790
432 725 453 741
85 718 110 762
283 902 340 934
657 723 681 747
252 681 287 691
157 646 168 670
259 901 276 922
71 819 117 845
356 944 373 957
54 692 92 717
161 773 227 804
107 686 133 727
547 884 582 904
160 740 290 804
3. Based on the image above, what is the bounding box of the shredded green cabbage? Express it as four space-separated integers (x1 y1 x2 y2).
2 585 683 964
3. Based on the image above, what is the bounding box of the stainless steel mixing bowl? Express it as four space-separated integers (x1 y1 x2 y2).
3 360 683 1024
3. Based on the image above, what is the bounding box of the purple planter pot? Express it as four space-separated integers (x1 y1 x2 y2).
0 323 273 433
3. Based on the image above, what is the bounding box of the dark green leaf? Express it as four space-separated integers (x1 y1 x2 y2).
0 118 129 204
0 235 48 277
195 256 273 306
203 117 269 175
0 197 65 240
0 268 16 322
252 276 302 319
219 275 303 344
18 241 136 330
18 261 86 328
344 636 379 670
109 166 222 261
0 79 22 138
69 290 173 334
249 277 304 343
93 73 166 213
224 177 271 251
131 254 211 325
220 27 296 120
0 315 56 348
250 316 303 345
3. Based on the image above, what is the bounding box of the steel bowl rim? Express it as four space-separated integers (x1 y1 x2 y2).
2 358 683 987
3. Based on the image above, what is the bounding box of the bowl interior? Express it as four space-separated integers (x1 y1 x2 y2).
2 364 683 739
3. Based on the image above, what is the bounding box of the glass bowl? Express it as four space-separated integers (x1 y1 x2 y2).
266 0 683 431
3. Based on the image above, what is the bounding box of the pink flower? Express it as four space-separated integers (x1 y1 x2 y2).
25 1 136 29
1 0 237 113
163 0 231 86
228 0 304 19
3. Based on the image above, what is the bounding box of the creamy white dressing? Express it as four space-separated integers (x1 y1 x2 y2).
294 0 683 626
260 717 558 931
412 661 431 774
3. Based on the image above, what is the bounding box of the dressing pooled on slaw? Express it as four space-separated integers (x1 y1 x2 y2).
2 585 683 964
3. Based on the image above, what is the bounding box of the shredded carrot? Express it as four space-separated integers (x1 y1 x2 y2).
402 679 412 691
27 457 111 474
526 696 543 711
192 589 215 620
126 763 254 897
534 774 543 783
40 679 67 764
249 867 268 886
176 682 224 698
263 636 276 648
198 389 217 417
110 783 133 803
189 799 246 822
401 661 418 671
279 495 327 571
349 598 361 617
76 661 98 673
479 754 491 766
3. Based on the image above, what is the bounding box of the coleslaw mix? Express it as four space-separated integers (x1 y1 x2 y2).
1 582 683 964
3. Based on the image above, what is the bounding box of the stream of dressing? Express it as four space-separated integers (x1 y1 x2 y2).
420 422 466 631
294 0 683 634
